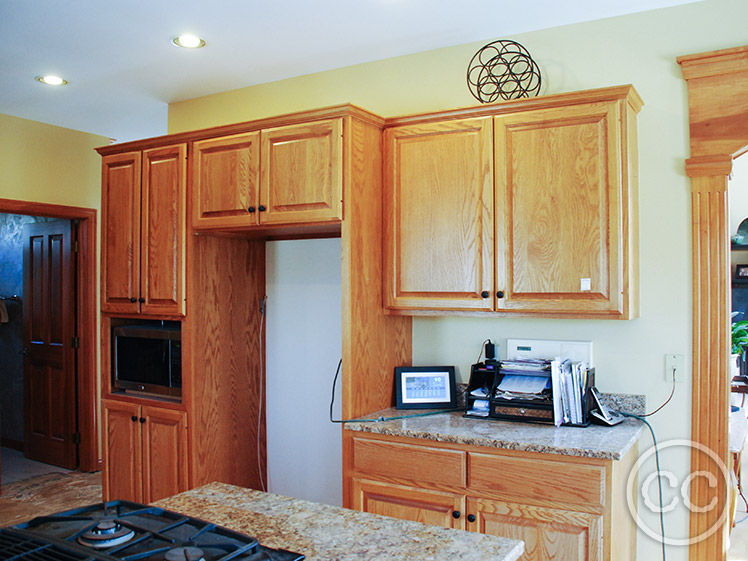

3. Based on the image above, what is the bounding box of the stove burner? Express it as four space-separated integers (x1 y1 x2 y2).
164 547 206 561
77 518 136 549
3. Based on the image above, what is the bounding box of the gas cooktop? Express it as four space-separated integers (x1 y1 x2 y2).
0 500 304 561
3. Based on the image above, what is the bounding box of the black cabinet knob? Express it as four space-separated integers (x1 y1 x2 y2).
496 291 505 299
481 291 489 298
452 510 461 519
138 297 145 303
248 206 256 213
131 416 138 422
467 514 476 523
258 205 266 212
130 297 137 303
139 417 146 423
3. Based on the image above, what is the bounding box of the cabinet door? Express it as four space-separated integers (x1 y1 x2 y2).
384 118 494 310
467 497 602 561
141 405 188 503
494 101 630 317
353 478 465 530
101 152 141 314
102 400 142 502
192 132 261 229
141 144 187 316
260 119 343 225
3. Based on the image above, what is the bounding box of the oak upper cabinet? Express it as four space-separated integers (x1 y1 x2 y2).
384 86 641 318
102 399 188 503
384 117 494 311
192 118 343 230
192 132 260 229
101 144 187 316
260 118 343 225
494 97 638 318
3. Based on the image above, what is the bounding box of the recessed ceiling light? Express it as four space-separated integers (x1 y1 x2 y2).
172 34 206 49
35 75 68 86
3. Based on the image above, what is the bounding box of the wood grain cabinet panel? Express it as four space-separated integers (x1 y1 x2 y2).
352 437 465 487
102 399 187 503
384 117 494 311
102 400 142 502
383 86 640 318
101 152 141 315
346 432 637 561
353 478 465 530
192 132 260 229
101 144 186 317
467 497 603 561
260 118 343 225
141 405 188 503
494 101 633 317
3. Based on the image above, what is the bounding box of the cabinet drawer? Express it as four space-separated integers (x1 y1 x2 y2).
352 437 465 487
468 452 605 509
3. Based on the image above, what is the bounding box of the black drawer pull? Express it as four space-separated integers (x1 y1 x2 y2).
481 291 489 298
131 416 138 422
452 510 461 519
258 205 266 212
467 514 476 523
248 206 256 213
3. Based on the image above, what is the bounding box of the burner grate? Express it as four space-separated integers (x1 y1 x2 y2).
0 528 93 561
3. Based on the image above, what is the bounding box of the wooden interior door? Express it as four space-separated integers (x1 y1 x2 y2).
140 144 186 316
192 132 260 228
101 151 141 314
467 497 602 561
494 102 624 316
102 399 142 502
22 220 77 469
353 478 465 530
141 405 188 502
384 117 494 310
260 118 343 225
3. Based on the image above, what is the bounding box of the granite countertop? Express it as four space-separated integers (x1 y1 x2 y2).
344 408 644 460
154 482 524 561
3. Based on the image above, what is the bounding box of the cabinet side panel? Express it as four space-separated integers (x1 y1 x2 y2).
187 236 266 490
342 117 412 508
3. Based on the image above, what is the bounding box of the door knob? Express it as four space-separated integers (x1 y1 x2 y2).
258 205 266 212
248 206 256 213
481 291 489 298
467 514 476 523
496 291 505 299
131 416 138 422
452 510 461 519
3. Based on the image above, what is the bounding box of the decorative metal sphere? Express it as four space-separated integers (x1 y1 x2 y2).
467 40 541 103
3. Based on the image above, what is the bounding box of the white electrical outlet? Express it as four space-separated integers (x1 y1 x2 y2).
665 354 684 382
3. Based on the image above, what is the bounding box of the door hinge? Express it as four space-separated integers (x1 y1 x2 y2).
73 240 79 253
72 432 81 445
71 336 80 349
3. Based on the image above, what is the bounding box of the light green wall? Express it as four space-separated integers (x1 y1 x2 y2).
168 0 747 557
0 113 108 208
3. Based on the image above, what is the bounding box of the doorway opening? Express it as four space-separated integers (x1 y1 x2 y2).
0 198 98 489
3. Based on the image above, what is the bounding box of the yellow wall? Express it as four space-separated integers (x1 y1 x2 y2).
168 0 747 558
0 113 108 207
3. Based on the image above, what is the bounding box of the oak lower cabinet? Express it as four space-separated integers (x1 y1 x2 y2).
347 433 636 561
384 85 642 319
102 399 188 503
192 118 343 230
101 144 187 316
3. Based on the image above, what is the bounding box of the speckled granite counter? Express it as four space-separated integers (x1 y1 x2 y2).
345 408 643 460
154 482 524 561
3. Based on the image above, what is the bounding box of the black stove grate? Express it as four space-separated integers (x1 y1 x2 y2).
0 528 95 561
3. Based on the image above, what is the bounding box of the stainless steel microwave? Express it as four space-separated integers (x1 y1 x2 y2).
112 324 181 398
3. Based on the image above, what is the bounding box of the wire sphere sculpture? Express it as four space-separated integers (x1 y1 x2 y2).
467 40 541 103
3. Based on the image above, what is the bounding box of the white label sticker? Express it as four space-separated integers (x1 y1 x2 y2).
581 278 591 291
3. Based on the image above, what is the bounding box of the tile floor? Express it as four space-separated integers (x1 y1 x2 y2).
1 446 72 485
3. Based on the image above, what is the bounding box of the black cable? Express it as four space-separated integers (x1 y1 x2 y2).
329 359 460 424
621 412 666 561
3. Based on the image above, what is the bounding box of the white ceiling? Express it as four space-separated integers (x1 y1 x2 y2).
0 0 698 142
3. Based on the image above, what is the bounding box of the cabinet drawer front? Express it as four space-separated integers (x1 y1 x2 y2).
353 437 465 487
468 452 605 509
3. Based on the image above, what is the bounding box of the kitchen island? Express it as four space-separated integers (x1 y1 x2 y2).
155 481 524 561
